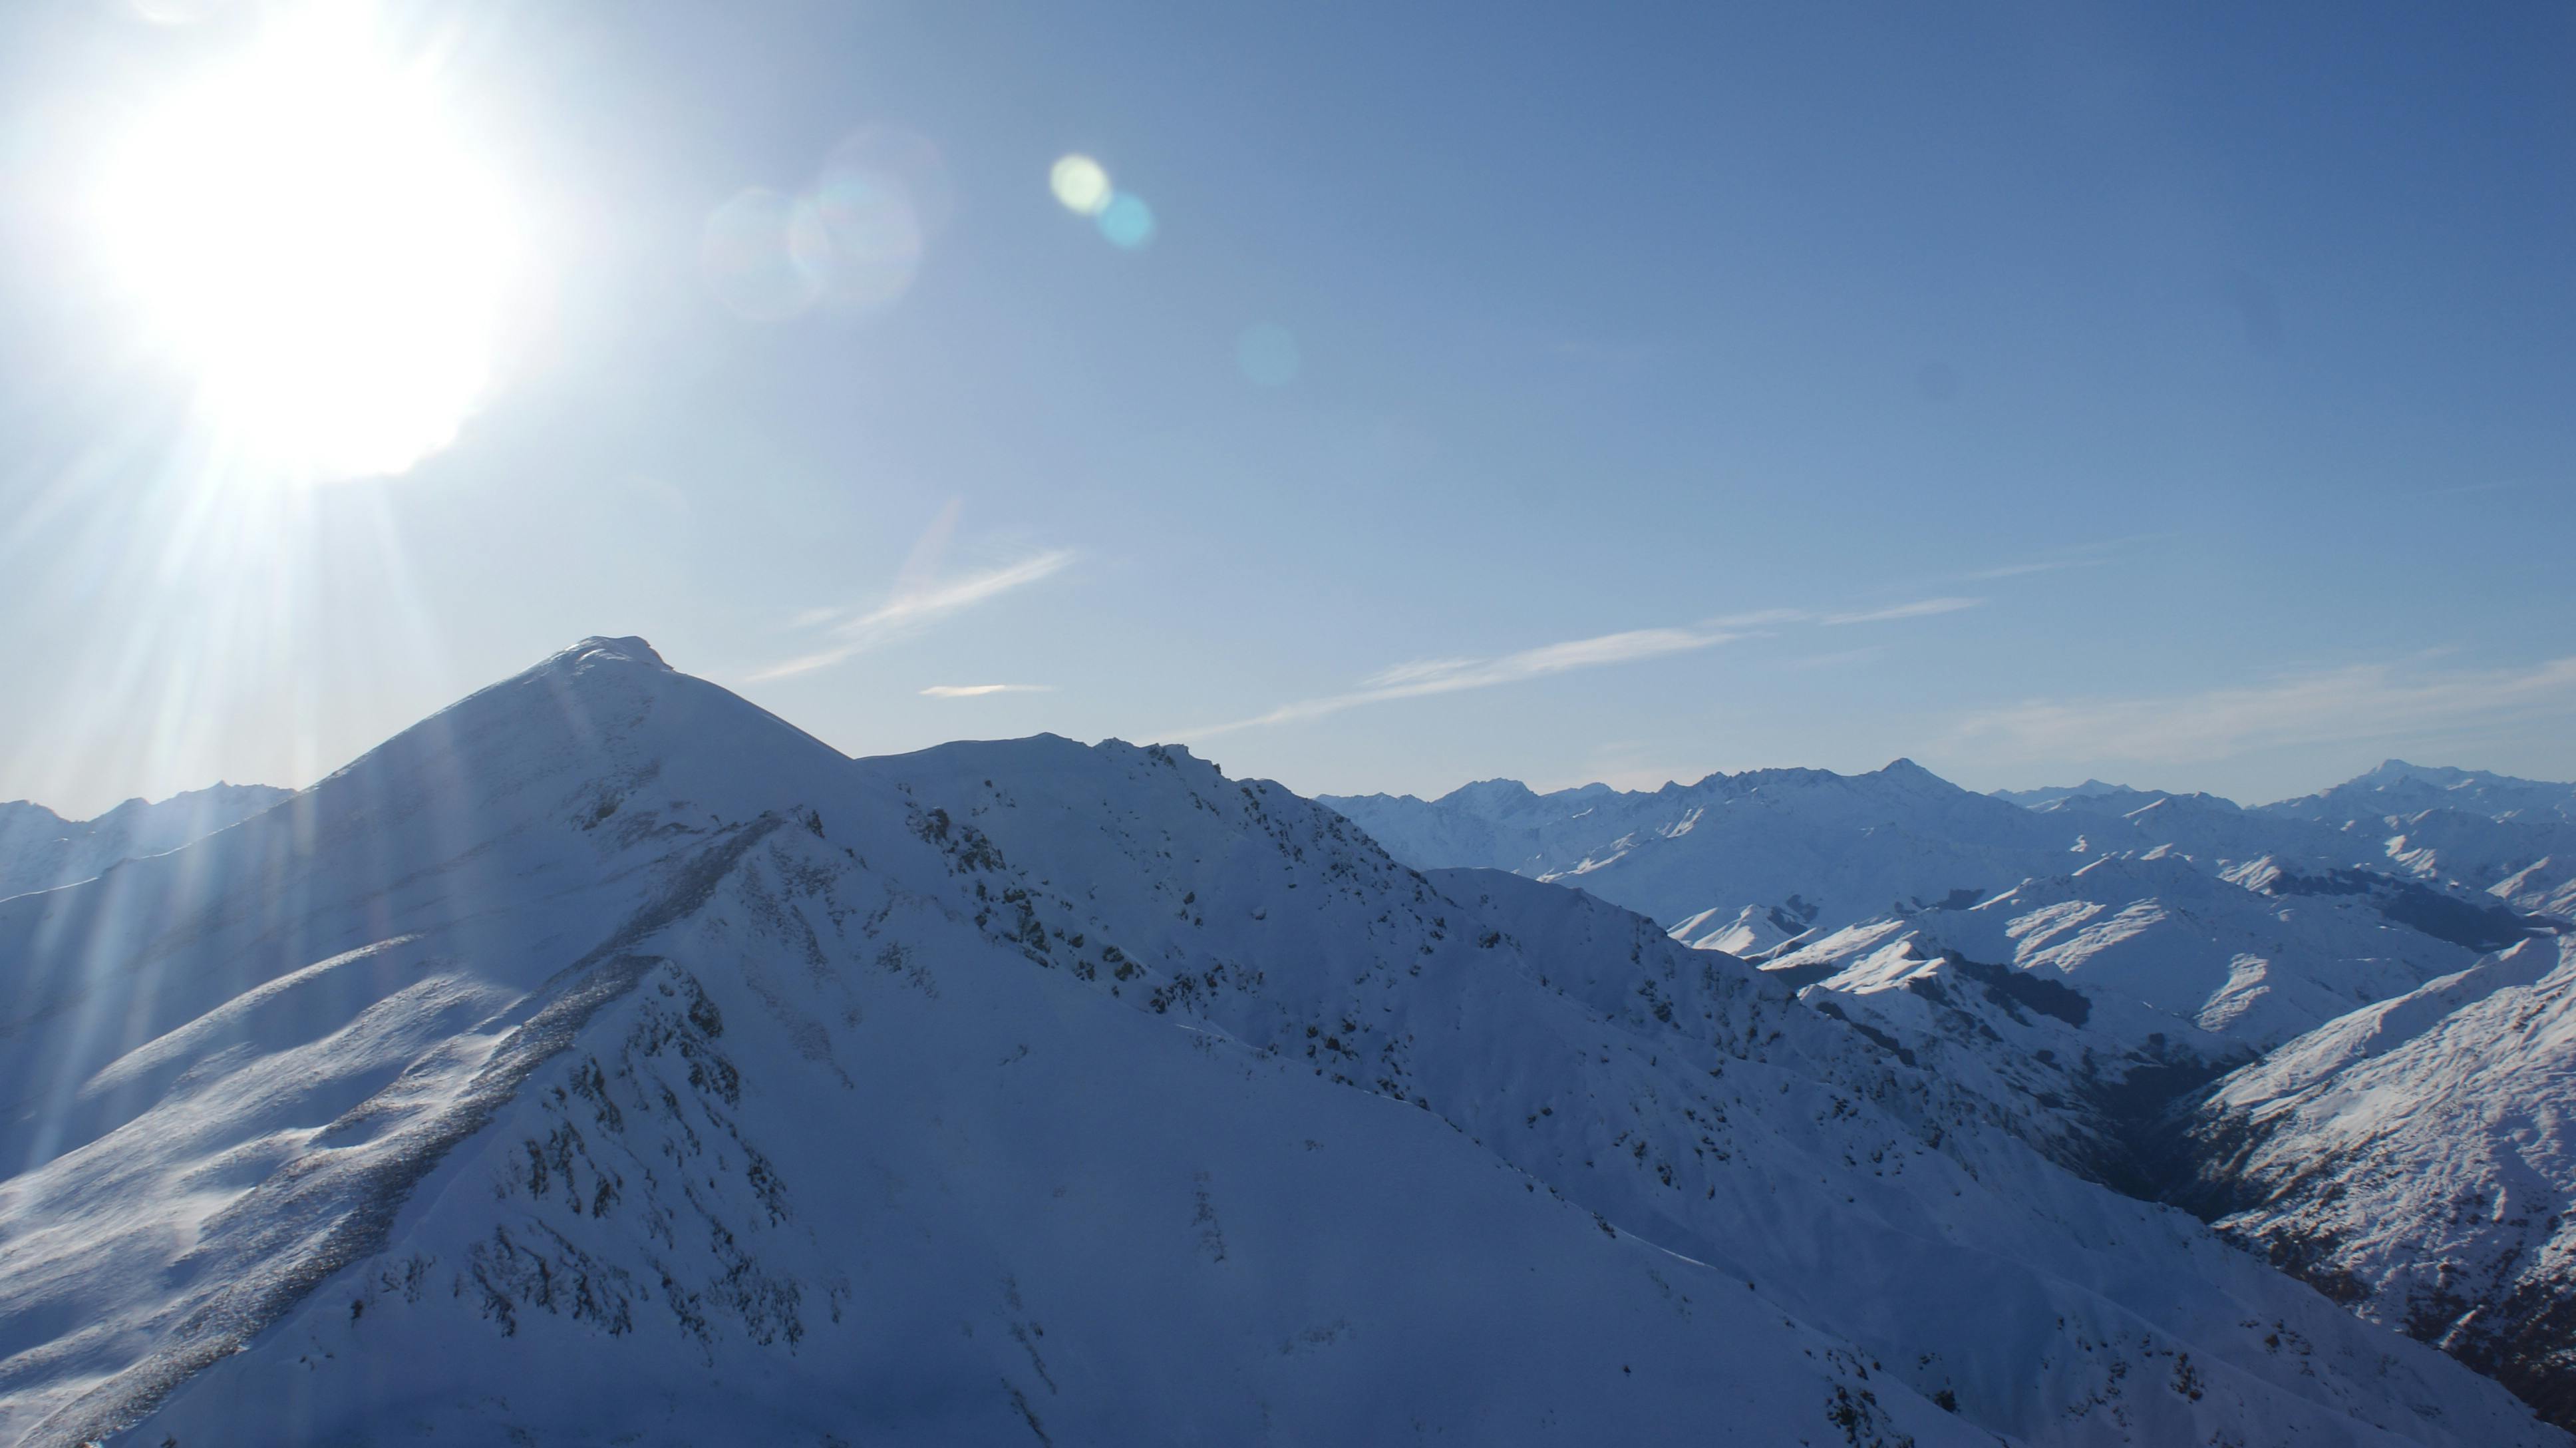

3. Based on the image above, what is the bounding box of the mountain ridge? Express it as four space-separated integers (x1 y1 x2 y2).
0 781 293 902
3 637 2557 1445
1322 751 2575 1425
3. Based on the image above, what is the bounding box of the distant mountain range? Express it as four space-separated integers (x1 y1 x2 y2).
1990 778 2138 809
1 639 2560 1444
1324 757 2574 939
1323 756 2576 1425
0 783 291 900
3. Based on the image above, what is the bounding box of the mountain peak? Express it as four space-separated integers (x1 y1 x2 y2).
1992 779 2148 809
558 635 671 671
2349 759 2517 791
11 645 2569 1447
1874 758 1961 792
1438 777 1539 810
2255 758 2576 829
2358 758 2456 784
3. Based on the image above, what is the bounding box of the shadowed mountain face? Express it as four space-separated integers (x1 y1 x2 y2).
0 639 2559 1446
2183 935 2576 1429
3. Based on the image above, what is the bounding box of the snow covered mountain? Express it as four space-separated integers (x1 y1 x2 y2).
2182 934 2576 1429
1757 852 2492 1190
1325 759 2573 1422
1 637 2557 1445
0 783 289 900
2252 761 2576 922
1321 766 2549 971
1327 761 2087 942
1992 780 2150 809
2374 810 2576 919
2261 760 2576 828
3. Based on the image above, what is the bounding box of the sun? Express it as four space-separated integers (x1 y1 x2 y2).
96 10 522 484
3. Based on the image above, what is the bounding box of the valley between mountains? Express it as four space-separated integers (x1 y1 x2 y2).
1 637 2568 1445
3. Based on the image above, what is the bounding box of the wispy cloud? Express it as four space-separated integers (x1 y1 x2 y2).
1961 558 2098 582
921 683 1054 698
1704 607 1813 630
755 551 1073 681
1174 590 1995 741
1950 655 2576 765
752 502 1074 684
1822 596 1983 626
1363 657 1484 688
1174 626 1740 741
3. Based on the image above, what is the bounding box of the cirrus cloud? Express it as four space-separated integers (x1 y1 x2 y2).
1168 590 1991 742
1173 626 1742 741
751 498 1076 683
921 683 1054 698
1820 596 1983 626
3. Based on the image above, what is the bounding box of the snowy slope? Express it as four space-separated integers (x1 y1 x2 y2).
1756 852 2489 1188
1786 854 2491 1050
2492 851 2576 921
2366 810 2576 920
1324 765 2551 1095
1323 765 2543 1124
0 784 289 900
0 643 1970 1448
0 640 2559 1446
1327 760 2576 1430
2249 761 2576 925
2183 934 2576 1428
817 739 2560 1444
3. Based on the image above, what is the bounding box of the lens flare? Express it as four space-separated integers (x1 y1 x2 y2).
1049 154 1112 216
831 126 953 236
705 128 945 322
701 188 826 321
94 9 524 484
1097 193 1156 249
806 174 923 311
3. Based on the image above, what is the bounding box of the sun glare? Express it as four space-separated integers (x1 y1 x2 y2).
96 12 521 484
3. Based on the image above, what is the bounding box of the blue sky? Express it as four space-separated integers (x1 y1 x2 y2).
1 1 2570 818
